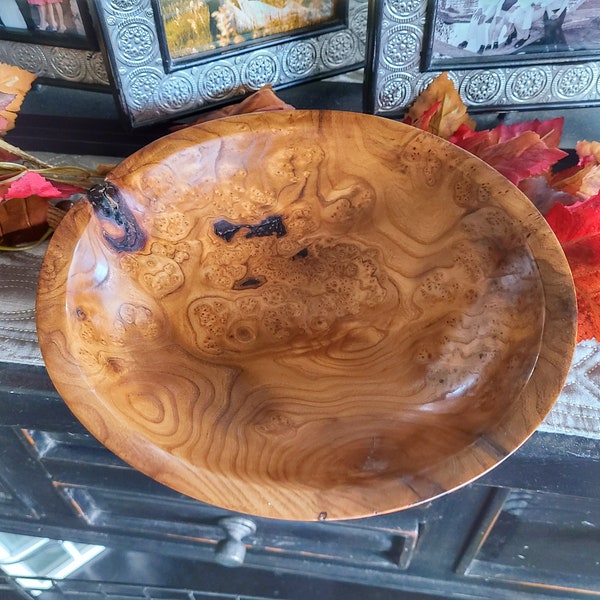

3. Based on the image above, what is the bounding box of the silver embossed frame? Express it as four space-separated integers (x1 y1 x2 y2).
364 0 600 118
90 0 368 128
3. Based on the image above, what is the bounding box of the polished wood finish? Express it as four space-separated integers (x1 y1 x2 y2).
36 110 577 520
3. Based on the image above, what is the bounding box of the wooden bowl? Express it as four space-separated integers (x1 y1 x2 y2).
36 110 577 521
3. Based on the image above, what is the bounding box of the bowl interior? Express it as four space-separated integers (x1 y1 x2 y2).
36 110 576 520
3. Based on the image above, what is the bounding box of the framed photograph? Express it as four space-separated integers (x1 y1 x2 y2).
89 0 368 128
0 0 107 89
0 0 98 49
364 0 600 117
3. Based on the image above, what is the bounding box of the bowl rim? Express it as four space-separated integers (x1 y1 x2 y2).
35 110 578 521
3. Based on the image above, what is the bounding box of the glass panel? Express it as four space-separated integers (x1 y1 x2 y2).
0 531 104 595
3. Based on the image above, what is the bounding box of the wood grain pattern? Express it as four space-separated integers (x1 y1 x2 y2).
36 111 577 520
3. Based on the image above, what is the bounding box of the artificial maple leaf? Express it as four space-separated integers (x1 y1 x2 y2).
0 171 63 202
452 127 566 185
0 92 15 134
576 140 600 163
518 175 578 216
403 72 475 139
173 85 294 130
546 196 600 342
493 118 564 148
0 63 36 134
550 138 600 201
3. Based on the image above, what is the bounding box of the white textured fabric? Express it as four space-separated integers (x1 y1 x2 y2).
0 243 45 366
538 340 600 439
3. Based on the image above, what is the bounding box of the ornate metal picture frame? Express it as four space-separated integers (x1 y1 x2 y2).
364 0 600 117
90 0 368 128
0 0 98 49
0 0 108 88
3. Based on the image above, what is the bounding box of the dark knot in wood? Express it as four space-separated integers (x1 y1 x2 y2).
87 182 146 253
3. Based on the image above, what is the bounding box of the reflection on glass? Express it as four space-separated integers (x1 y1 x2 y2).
0 1 28 30
430 0 600 65
0 531 105 597
0 0 86 36
158 0 338 60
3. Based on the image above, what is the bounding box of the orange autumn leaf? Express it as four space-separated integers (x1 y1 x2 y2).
172 85 294 130
403 72 475 139
576 140 600 163
0 63 36 134
551 139 600 200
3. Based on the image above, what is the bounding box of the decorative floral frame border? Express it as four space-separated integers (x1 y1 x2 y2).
90 0 369 128
0 41 109 87
364 0 600 117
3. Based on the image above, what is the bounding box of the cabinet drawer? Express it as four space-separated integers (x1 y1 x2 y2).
460 487 600 595
59 485 420 572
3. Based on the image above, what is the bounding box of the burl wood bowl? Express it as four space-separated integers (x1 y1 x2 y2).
36 110 577 521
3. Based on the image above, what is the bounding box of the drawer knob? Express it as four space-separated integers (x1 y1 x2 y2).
215 517 256 567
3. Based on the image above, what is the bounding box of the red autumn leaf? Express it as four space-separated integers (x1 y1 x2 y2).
449 117 567 185
452 128 567 185
0 171 63 201
403 100 442 132
493 118 564 148
518 176 578 216
546 196 600 342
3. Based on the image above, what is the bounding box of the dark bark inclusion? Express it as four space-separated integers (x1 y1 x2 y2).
87 182 147 253
214 215 302 291
213 215 287 242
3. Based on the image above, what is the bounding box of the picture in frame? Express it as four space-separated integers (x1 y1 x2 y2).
0 0 98 50
364 0 600 117
89 0 368 128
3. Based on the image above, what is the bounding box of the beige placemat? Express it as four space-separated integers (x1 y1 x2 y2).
538 340 600 439
0 242 46 366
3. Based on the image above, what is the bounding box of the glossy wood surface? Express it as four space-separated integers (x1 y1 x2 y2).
36 110 577 520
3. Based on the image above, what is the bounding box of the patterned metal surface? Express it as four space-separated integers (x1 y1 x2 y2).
366 0 600 116
0 41 109 87
92 0 368 127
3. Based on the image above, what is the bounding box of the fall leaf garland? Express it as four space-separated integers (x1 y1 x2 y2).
0 63 108 250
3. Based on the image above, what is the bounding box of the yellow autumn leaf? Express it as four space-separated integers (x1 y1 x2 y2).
405 72 475 139
0 63 36 134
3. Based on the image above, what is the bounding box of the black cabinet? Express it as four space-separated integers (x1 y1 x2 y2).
459 487 600 593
